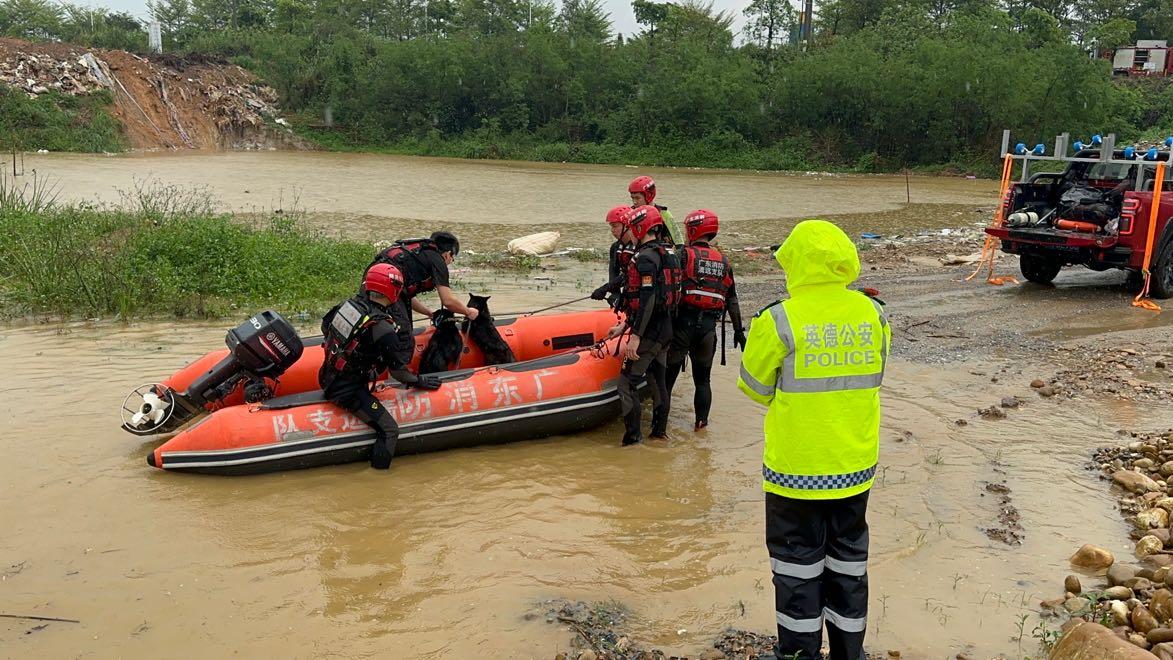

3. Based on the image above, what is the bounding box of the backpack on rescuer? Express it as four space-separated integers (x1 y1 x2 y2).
370 238 437 298
680 244 732 312
621 241 682 315
320 296 396 382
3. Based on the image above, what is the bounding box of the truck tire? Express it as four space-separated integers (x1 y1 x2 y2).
1019 254 1062 285
1150 241 1173 299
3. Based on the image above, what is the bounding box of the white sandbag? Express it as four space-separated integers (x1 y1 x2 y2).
507 231 561 256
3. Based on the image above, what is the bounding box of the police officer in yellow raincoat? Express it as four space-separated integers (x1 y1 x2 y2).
737 220 890 660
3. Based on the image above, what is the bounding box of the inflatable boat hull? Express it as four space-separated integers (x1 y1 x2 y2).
149 342 627 475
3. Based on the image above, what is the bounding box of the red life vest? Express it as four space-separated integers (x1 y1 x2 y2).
621 242 682 315
371 238 439 298
616 242 635 270
321 296 394 378
680 243 733 312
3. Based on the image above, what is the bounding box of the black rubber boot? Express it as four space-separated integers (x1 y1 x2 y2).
370 435 393 469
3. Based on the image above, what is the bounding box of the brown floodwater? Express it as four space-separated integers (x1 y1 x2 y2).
0 154 1158 657
25 151 996 231
2 278 1167 658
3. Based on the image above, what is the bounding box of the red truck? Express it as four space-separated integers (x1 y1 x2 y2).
985 142 1173 297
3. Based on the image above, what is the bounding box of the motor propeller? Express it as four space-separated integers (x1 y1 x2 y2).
120 384 175 435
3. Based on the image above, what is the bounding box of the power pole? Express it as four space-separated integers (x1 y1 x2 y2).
802 0 812 47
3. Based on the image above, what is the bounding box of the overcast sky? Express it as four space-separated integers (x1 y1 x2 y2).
87 0 757 41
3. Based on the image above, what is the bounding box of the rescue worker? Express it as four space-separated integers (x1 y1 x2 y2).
369 231 479 366
628 176 681 244
590 205 637 303
605 205 681 444
736 220 890 660
664 209 746 430
320 263 442 470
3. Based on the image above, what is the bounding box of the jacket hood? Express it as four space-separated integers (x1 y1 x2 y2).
775 220 860 289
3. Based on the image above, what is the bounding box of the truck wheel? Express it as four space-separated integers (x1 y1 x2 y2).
1019 254 1062 285
1150 241 1173 299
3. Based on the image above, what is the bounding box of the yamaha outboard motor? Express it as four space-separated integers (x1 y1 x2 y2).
121 311 304 436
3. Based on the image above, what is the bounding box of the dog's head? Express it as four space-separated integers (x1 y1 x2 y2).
431 308 458 328
467 294 492 317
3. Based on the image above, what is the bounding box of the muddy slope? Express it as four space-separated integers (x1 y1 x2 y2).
0 37 305 151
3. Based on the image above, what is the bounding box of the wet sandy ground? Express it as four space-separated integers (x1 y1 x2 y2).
4 259 1173 659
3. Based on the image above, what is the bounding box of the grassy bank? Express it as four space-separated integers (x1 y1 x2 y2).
0 179 371 319
0 88 126 153
297 123 1002 179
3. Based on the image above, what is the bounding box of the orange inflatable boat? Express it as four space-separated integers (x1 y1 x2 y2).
121 308 618 437
126 308 630 475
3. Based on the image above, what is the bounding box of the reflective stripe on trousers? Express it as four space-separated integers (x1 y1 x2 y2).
771 556 868 580
776 608 867 634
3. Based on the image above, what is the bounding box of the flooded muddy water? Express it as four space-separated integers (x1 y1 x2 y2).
2 283 1167 658
26 151 996 231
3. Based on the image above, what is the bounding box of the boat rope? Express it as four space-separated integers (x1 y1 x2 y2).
411 295 596 325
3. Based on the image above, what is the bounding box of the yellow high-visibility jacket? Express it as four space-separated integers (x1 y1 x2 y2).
737 220 891 500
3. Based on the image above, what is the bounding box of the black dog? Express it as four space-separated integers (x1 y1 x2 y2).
465 294 516 365
419 309 464 374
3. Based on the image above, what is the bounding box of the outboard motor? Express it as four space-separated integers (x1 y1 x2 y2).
121 311 304 436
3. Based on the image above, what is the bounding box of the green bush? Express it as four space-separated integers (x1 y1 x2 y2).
0 179 372 319
0 88 125 153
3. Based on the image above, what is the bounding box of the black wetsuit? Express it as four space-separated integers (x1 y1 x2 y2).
617 241 673 444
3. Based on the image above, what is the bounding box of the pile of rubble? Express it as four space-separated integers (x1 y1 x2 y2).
0 50 110 97
1038 347 1173 402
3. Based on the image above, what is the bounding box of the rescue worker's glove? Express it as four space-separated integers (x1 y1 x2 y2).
733 328 747 350
590 284 610 301
415 375 443 390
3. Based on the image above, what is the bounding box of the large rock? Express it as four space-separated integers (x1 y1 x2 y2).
1072 544 1117 570
1066 575 1083 594
1113 564 1142 586
1107 586 1137 600
1139 509 1172 532
1115 600 1135 625
1154 642 1173 660
1049 620 1162 659
1160 462 1173 478
1128 577 1157 592
1065 597 1092 614
1136 605 1161 635
1140 537 1167 558
1150 629 1173 644
1154 589 1173 623
1117 470 1165 494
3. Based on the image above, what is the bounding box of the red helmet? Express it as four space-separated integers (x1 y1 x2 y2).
623 205 665 243
363 263 405 300
605 205 629 224
684 209 719 243
628 176 656 204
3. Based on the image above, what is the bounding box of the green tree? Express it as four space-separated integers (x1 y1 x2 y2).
743 0 794 54
0 0 64 39
1087 16 1135 51
560 0 610 41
